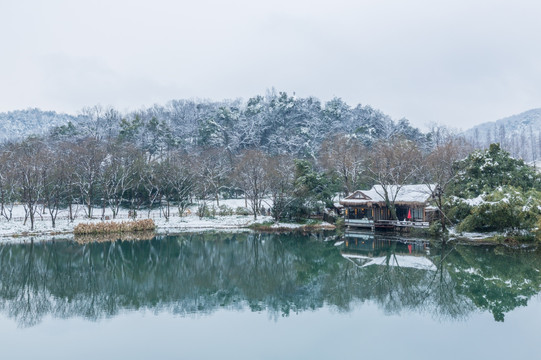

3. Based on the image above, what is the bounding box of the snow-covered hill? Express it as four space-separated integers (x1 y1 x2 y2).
463 108 541 161
0 94 426 156
0 108 81 143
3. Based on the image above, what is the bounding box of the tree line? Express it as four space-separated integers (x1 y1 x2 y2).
0 124 469 231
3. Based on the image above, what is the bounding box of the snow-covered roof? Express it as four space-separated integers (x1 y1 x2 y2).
339 184 435 206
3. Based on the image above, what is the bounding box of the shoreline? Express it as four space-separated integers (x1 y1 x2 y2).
0 214 337 243
0 205 536 248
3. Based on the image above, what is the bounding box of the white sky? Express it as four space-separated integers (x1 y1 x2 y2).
1 0 541 130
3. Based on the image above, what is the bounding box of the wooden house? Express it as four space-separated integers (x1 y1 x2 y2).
339 184 436 230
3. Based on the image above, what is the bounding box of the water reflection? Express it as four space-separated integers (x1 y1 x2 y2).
0 231 540 327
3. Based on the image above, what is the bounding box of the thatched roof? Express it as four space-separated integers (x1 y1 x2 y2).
339 184 434 207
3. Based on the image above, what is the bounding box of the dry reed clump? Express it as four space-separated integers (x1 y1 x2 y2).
73 219 156 235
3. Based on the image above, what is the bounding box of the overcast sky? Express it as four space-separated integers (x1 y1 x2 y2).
1 0 541 130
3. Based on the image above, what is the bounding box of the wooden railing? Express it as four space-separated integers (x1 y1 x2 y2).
345 218 430 229
375 220 430 228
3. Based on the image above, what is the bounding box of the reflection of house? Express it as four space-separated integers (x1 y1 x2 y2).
341 253 436 271
339 184 437 230
341 231 429 256
338 232 434 270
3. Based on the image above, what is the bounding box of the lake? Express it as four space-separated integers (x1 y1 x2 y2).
0 231 539 359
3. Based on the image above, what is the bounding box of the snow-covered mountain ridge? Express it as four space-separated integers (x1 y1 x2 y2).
464 108 541 137
463 108 541 161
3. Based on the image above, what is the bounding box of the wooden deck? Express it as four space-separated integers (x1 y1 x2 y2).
344 219 374 229
345 218 429 231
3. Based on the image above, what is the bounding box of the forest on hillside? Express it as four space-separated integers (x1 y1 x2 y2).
464 108 541 162
48 91 429 156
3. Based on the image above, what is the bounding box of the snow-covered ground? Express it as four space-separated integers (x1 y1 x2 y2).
0 199 332 243
447 226 500 241
0 199 264 239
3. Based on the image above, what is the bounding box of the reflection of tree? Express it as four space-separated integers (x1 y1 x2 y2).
0 234 540 327
425 243 475 321
337 234 540 322
15 240 46 326
440 245 541 322
336 236 472 319
339 242 454 318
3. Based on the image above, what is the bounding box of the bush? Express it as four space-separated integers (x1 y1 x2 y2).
235 206 252 216
457 189 540 233
446 200 472 224
218 205 234 216
334 217 345 235
428 221 443 236
197 203 211 218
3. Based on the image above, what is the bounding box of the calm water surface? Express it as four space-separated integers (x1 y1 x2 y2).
0 231 540 359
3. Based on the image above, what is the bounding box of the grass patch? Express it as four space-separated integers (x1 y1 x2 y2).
248 221 276 231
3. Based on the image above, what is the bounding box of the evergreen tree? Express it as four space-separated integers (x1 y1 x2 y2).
451 143 541 198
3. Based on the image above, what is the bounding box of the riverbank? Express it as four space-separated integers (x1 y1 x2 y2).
0 201 335 242
448 234 538 248
445 226 539 247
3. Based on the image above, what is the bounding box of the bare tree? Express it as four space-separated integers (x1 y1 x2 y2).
421 138 470 232
529 126 537 163
266 155 295 222
196 148 231 208
319 134 366 196
58 141 80 222
72 138 106 218
81 104 105 140
152 156 183 221
12 139 45 230
498 124 506 149
0 148 18 221
473 128 480 149
168 151 194 217
367 137 422 220
42 146 67 228
103 106 121 140
139 160 161 218
233 149 269 220
538 132 541 162
519 128 527 160
426 123 453 149
102 143 139 219
485 128 492 148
